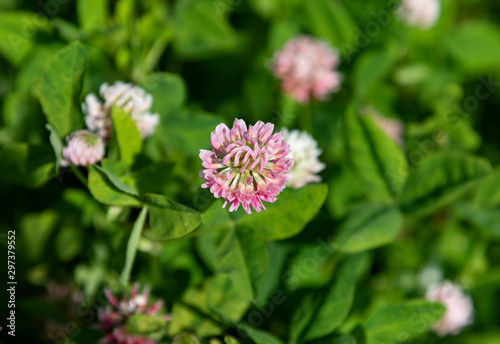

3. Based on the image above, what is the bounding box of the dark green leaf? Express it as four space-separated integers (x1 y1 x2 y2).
453 333 500 344
197 199 232 235
206 274 251 322
142 193 201 240
161 109 224 157
15 44 65 95
20 211 57 262
46 124 63 172
448 21 500 72
88 165 142 206
344 107 408 202
302 0 356 56
291 255 369 342
473 167 500 208
238 324 284 344
216 227 268 300
364 300 446 344
77 0 108 31
55 226 83 261
39 42 87 137
120 162 175 195
235 184 328 240
255 244 288 306
93 164 139 196
0 11 50 65
142 73 186 115
304 255 369 341
0 143 54 187
399 152 491 216
172 0 238 58
170 287 224 337
354 50 395 99
453 202 500 239
332 204 404 253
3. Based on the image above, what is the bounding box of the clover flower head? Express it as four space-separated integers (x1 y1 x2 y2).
82 81 160 140
281 129 325 188
272 36 342 103
425 281 474 336
199 118 294 214
398 0 441 29
95 283 169 344
132 112 161 139
61 130 105 166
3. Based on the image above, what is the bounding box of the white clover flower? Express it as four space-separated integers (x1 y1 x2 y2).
100 81 153 114
82 93 112 140
132 112 160 139
426 281 474 336
61 130 105 166
281 128 325 189
398 0 441 29
82 81 160 140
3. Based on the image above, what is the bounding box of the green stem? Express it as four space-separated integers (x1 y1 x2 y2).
301 101 313 133
71 165 88 187
133 33 171 82
143 35 170 72
120 207 148 286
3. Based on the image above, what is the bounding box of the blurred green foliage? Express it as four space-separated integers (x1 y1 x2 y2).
0 0 500 343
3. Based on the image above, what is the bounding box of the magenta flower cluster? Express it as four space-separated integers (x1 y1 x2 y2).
200 118 294 214
95 284 167 344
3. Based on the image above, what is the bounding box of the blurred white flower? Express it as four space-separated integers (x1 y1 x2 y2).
418 265 443 290
426 281 474 336
281 128 325 188
132 112 160 139
82 93 111 140
61 130 105 166
398 0 441 29
100 81 153 114
82 81 160 140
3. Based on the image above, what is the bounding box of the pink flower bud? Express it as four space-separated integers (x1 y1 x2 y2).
61 130 105 166
95 284 169 344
